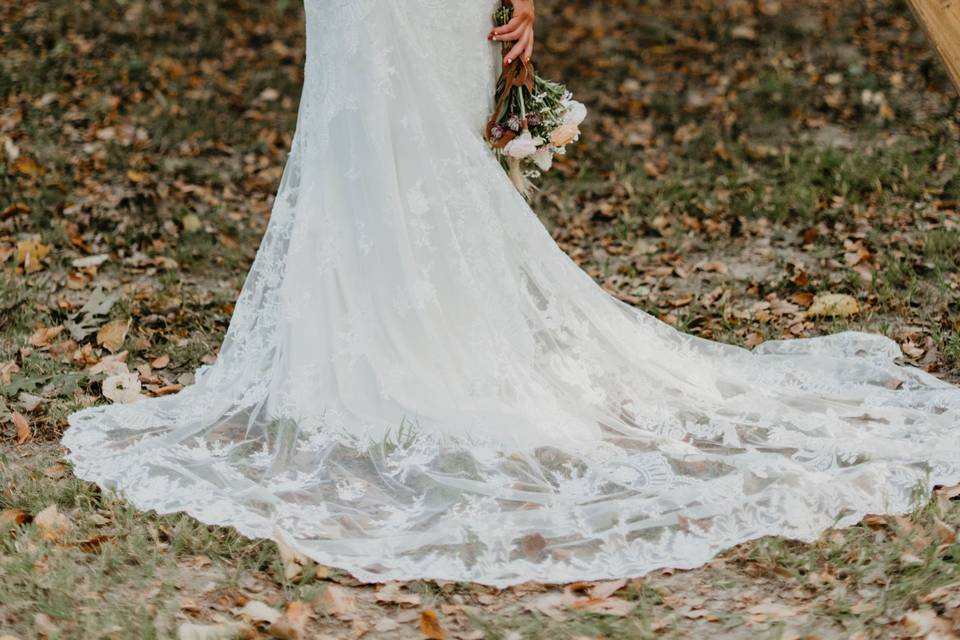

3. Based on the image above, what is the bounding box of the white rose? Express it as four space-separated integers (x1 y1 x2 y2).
532 148 554 172
503 130 542 159
562 100 587 127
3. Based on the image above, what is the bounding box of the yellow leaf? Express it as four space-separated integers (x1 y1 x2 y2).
127 169 147 183
804 293 860 318
419 609 445 640
15 240 51 273
182 213 203 233
14 156 44 176
97 318 131 353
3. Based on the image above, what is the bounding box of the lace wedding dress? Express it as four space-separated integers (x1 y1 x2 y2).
63 0 960 587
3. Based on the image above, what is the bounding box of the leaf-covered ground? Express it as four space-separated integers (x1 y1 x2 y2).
2 0 960 638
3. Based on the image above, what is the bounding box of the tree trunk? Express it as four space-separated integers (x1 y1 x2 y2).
907 0 960 94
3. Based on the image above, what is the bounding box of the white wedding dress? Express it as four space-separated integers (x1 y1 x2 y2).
63 0 960 587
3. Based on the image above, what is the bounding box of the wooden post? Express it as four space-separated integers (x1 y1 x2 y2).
906 0 960 94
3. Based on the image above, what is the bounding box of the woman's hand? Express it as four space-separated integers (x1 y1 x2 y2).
488 0 535 66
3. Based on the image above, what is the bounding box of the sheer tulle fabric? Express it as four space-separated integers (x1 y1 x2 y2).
63 0 960 587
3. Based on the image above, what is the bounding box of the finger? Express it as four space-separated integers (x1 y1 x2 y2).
490 15 525 37
504 30 531 65
490 13 532 38
523 37 534 62
490 25 525 42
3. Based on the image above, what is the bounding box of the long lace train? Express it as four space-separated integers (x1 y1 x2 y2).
62 0 960 587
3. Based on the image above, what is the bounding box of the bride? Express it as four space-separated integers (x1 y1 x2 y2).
63 0 960 587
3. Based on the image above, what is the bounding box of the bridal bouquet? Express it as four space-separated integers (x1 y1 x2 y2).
486 2 587 197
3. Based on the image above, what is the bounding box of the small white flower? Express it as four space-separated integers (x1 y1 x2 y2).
562 99 588 127
503 130 542 159
532 148 554 172
102 371 142 404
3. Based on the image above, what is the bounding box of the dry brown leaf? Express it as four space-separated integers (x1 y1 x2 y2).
176 621 250 640
151 354 171 369
33 612 59 638
587 579 628 600
28 325 63 348
698 260 728 274
269 601 311 640
97 318 131 353
374 618 401 632
746 602 799 618
315 584 357 620
419 609 445 640
273 526 311 581
933 517 957 545
1 361 19 385
577 597 636 616
34 504 71 543
11 411 31 444
75 534 112 553
375 581 422 607
788 292 815 307
235 600 281 626
526 592 568 621
935 484 960 499
0 508 30 528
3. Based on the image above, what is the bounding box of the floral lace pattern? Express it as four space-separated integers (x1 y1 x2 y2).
63 0 960 587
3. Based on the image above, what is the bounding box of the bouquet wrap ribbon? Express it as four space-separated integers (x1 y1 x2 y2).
485 55 536 149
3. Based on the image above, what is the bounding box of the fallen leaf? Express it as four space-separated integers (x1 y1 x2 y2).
0 508 30 527
588 579 627 600
315 585 357 620
34 504 71 543
11 411 31 444
29 325 64 348
176 621 250 640
577 597 636 616
236 600 281 626
151 354 171 369
34 613 59 638
97 318 131 353
419 609 445 640
273 526 311 581
1 361 20 385
182 213 203 233
15 240 50 273
805 293 859 318
933 517 956 544
525 592 567 621
376 582 422 607
71 254 109 269
87 351 129 375
374 618 400 632
269 601 311 640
